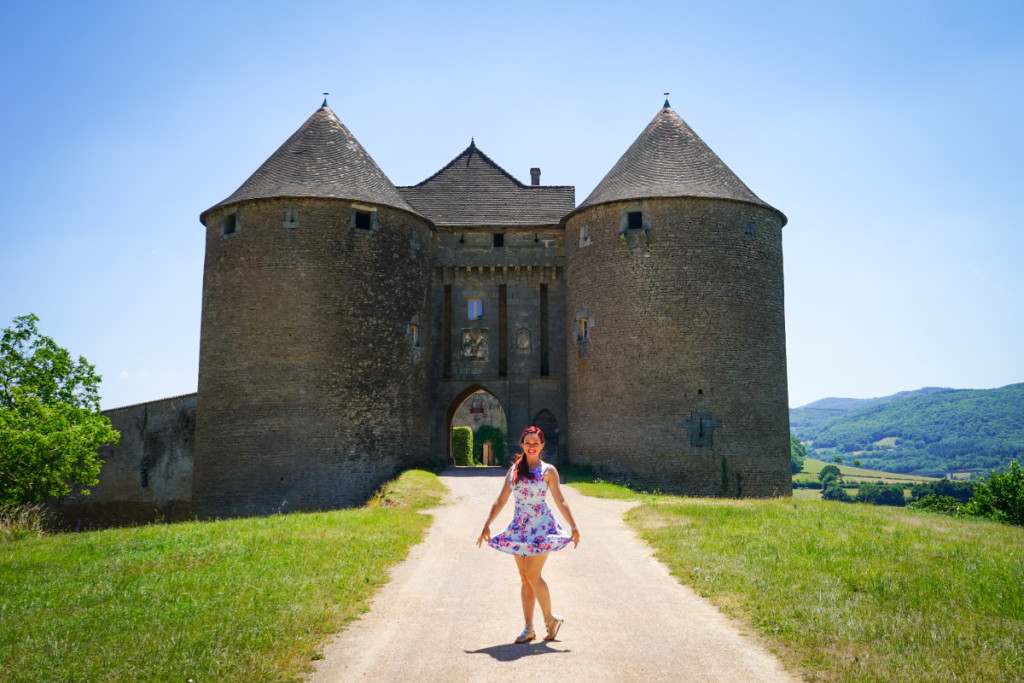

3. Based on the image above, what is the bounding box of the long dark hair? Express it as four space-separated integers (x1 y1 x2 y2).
511 426 545 484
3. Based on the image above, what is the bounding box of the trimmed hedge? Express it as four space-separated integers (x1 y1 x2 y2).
452 426 473 466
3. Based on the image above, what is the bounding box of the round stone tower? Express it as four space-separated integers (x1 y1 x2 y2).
193 104 434 518
564 102 790 497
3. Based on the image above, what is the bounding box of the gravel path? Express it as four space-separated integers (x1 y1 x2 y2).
310 467 797 682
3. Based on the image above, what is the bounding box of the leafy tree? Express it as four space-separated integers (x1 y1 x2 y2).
0 314 119 506
790 434 805 474
853 459 862 467
833 455 844 464
473 425 507 466
818 465 841 485
964 459 1024 526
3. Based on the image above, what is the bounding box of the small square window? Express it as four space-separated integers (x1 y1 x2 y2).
493 233 504 248
220 214 237 236
627 211 643 230
467 298 483 320
355 210 372 231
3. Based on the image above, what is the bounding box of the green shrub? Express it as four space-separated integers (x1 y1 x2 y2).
452 426 473 466
791 480 823 489
909 479 976 503
964 459 1024 526
855 482 907 506
821 482 851 502
909 494 966 517
473 425 507 466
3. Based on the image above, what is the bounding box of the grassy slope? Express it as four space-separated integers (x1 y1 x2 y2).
794 457 936 484
567 478 1024 682
0 470 446 683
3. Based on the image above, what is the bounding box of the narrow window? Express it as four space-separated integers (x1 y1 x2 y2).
467 298 483 320
493 233 505 248
579 224 591 247
443 285 452 378
354 210 372 231
577 317 588 341
743 221 756 238
499 285 507 377
627 211 643 231
220 214 237 237
540 284 549 376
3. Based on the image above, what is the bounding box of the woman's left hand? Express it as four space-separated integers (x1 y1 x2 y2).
570 527 580 548
476 525 491 547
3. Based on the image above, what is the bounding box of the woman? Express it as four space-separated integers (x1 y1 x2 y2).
476 426 580 643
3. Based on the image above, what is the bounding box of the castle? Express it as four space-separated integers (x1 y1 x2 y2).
69 100 791 524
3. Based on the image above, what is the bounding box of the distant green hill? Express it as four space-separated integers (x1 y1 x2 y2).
797 383 1024 476
790 387 952 435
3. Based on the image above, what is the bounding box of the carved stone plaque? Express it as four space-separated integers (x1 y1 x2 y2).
461 328 489 361
516 328 531 353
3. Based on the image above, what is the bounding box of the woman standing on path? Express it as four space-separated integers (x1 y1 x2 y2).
476 426 580 644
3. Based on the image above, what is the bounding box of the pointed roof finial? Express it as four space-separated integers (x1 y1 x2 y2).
322 92 330 108
663 92 671 108
470 137 475 146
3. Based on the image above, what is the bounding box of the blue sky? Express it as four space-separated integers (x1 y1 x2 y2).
2 0 1022 410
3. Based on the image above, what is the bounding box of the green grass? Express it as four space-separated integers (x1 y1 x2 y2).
0 469 446 682
567 477 1024 682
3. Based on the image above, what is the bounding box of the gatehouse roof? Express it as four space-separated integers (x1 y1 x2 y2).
576 105 785 223
398 142 574 228
201 105 421 221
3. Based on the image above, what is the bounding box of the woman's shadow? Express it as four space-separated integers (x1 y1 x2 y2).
465 641 570 662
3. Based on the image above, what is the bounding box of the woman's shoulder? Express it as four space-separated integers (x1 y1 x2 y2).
541 461 559 478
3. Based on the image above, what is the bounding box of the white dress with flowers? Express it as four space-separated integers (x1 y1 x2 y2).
489 462 571 556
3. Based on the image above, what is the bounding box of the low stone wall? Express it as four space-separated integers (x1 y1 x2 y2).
54 393 196 528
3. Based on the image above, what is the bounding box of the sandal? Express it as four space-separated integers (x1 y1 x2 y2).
544 615 564 641
514 624 536 644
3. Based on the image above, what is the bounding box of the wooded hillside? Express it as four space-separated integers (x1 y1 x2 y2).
792 383 1024 476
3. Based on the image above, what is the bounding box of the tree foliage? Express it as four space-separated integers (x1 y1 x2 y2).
790 434 805 474
473 425 507 466
0 314 119 506
964 459 1024 526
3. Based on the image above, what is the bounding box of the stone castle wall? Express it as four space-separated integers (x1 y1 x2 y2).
565 197 791 497
54 393 195 527
192 197 435 518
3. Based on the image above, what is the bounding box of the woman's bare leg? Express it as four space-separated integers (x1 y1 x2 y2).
521 554 553 624
514 555 536 625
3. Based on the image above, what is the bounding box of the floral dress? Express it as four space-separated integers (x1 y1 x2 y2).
489 462 571 556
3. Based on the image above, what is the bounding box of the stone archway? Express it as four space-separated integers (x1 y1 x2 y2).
532 410 560 465
445 385 508 465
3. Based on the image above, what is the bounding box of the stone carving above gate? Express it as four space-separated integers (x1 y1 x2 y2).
461 329 489 361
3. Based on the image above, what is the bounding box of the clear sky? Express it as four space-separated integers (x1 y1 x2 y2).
2 0 1022 410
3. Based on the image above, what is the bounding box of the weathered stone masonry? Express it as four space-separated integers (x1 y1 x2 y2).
70 100 791 524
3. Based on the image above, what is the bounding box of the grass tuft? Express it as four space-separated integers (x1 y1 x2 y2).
0 469 446 682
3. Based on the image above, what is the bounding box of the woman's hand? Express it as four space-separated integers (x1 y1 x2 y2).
476 525 491 547
570 526 580 548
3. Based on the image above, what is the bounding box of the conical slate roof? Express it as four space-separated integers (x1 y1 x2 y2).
202 105 421 220
398 142 574 227
577 104 783 222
